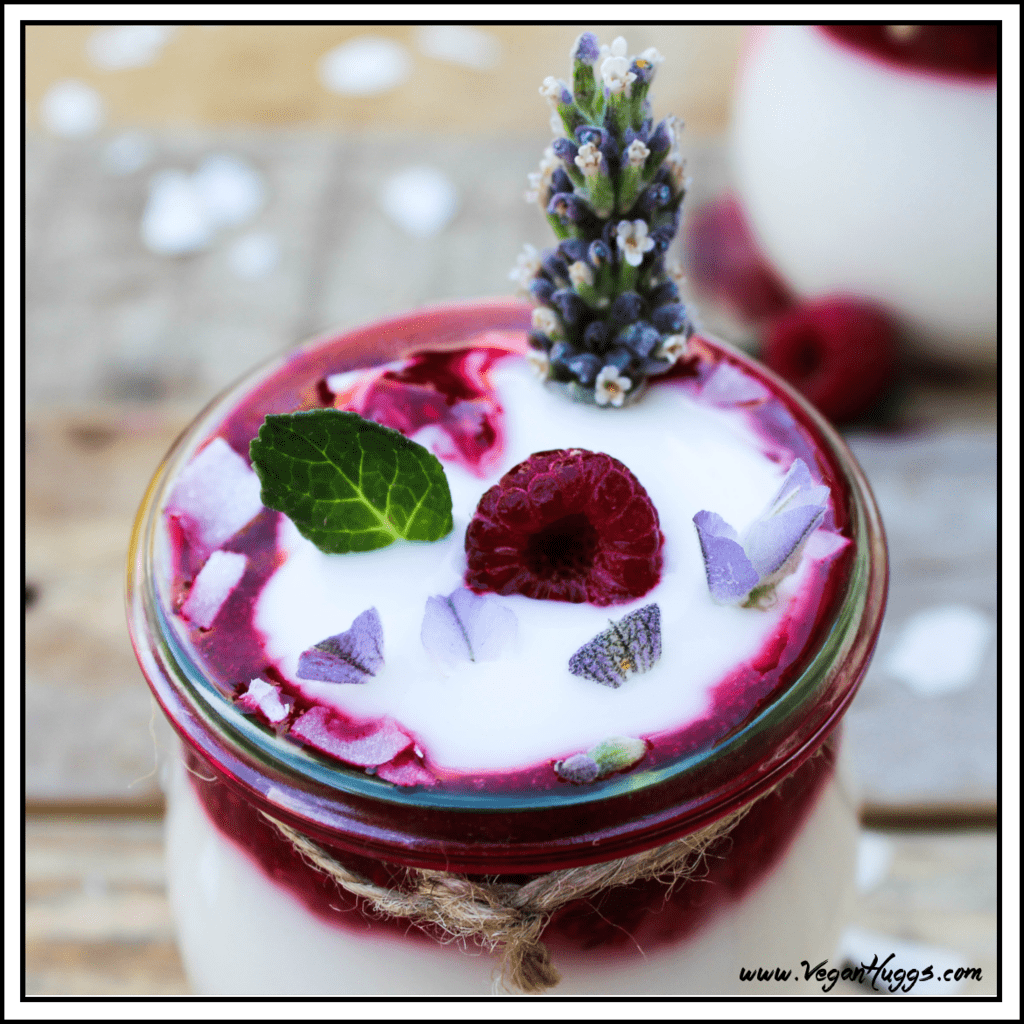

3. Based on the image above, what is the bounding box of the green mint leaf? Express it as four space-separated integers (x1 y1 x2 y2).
249 410 453 554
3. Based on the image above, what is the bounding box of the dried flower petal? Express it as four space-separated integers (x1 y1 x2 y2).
421 589 518 668
694 460 831 605
568 603 662 687
692 511 760 604
297 608 384 684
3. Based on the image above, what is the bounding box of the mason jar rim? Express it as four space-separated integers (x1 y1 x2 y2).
126 297 887 874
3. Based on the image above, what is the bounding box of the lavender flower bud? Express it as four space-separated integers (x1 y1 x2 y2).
529 277 555 304
648 279 680 306
547 192 588 227
551 288 587 326
638 183 672 216
651 226 675 255
541 251 569 282
652 303 687 334
549 340 574 369
583 320 609 351
540 76 573 107
630 57 657 87
567 352 602 386
572 32 600 66
618 322 661 358
648 117 674 154
558 238 589 264
605 346 634 372
551 168 574 194
576 126 618 172
551 137 579 164
610 291 643 327
588 239 611 267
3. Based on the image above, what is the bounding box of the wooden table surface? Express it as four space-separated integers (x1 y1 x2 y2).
22 23 1002 999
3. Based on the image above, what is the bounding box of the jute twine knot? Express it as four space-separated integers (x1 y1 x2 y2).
262 803 753 994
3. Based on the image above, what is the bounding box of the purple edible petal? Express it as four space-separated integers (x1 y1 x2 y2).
568 604 662 687
555 753 600 784
699 362 771 407
421 589 517 667
297 608 384 684
692 511 760 604
743 459 829 580
744 504 827 580
289 706 412 767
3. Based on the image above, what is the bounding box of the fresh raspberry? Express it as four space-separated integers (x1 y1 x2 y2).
762 297 897 425
464 449 663 606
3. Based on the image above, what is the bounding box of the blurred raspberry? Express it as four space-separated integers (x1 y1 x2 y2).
762 297 897 424
685 194 793 323
465 449 662 606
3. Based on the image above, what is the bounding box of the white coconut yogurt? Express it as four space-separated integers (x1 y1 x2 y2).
251 356 842 774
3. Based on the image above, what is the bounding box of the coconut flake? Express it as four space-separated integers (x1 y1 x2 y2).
376 756 438 787
180 550 247 629
238 678 290 723
289 706 413 767
166 437 265 554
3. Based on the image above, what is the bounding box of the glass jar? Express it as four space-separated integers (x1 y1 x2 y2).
127 299 887 996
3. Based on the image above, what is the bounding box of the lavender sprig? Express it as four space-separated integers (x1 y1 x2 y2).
513 33 693 405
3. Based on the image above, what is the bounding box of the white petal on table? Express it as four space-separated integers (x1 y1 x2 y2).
414 26 500 70
192 154 265 231
103 132 154 175
227 231 280 280
141 169 214 255
379 166 459 238
318 37 411 96
39 80 105 139
855 832 894 893
86 25 176 71
885 604 994 696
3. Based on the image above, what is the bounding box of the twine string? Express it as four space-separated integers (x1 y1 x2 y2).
261 803 753 994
